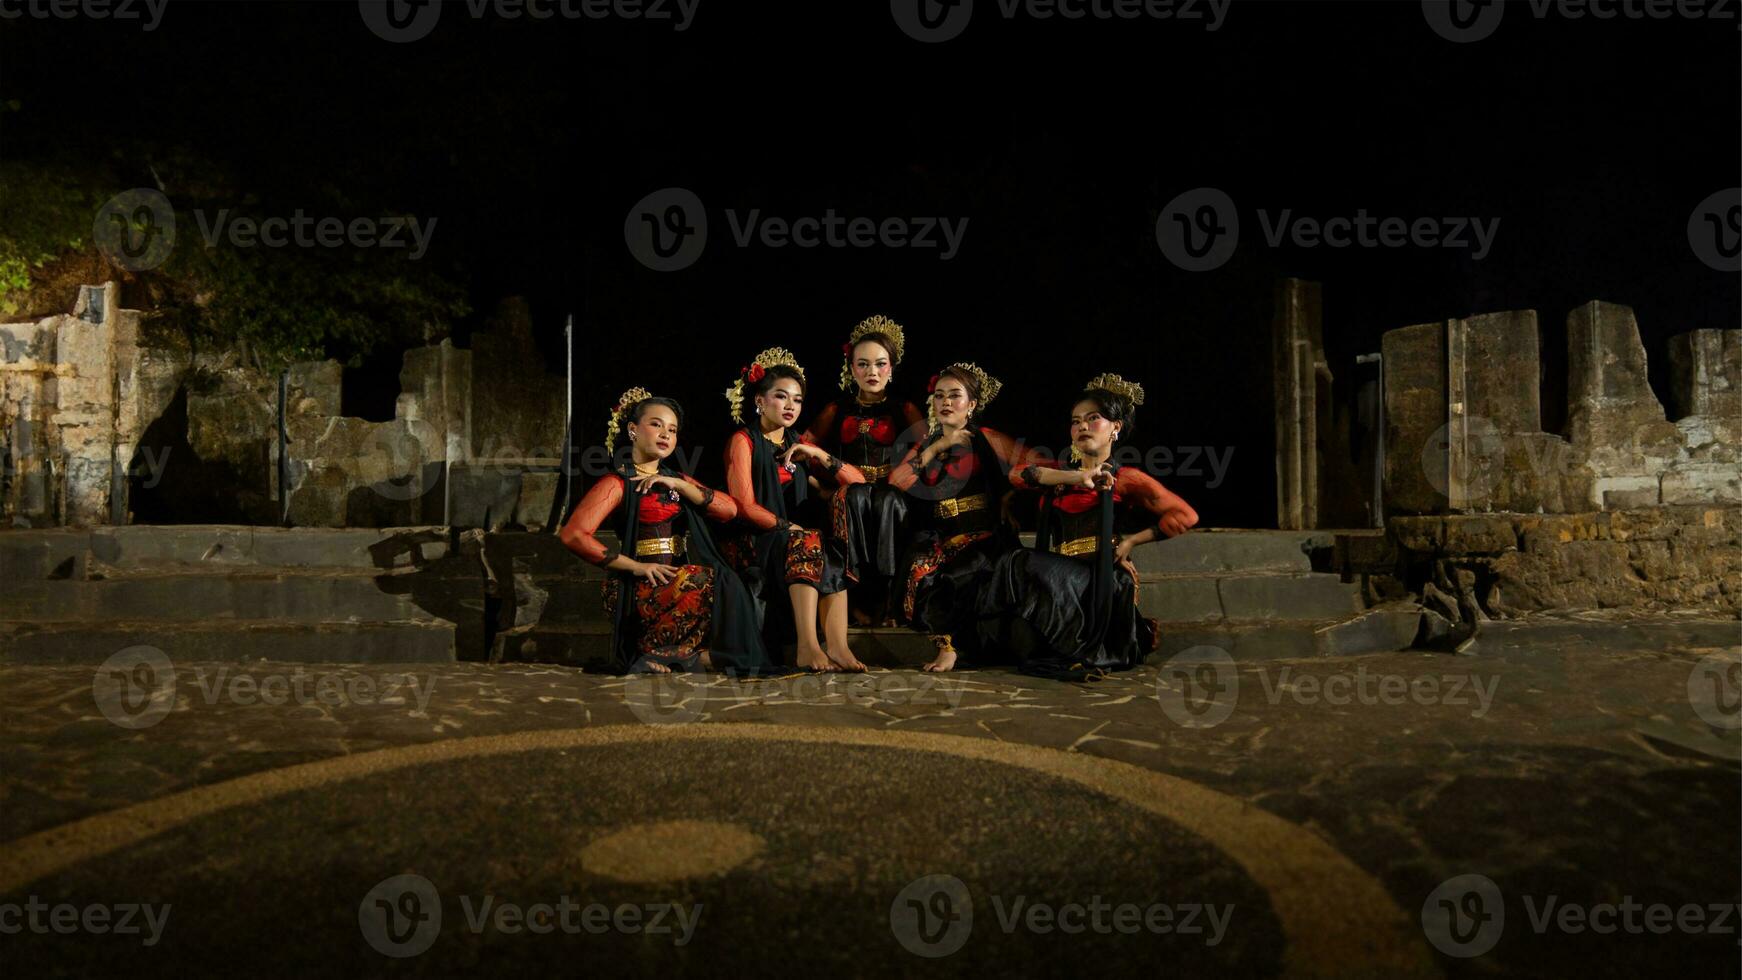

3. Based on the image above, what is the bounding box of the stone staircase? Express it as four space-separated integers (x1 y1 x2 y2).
0 526 1418 668
486 528 1420 669
0 526 479 665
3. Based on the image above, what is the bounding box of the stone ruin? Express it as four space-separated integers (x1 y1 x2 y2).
0 284 564 530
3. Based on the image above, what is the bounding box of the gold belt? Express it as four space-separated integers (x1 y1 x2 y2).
1053 535 1099 557
934 493 988 519
634 534 687 557
859 463 892 480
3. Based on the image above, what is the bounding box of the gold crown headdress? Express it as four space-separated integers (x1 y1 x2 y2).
605 385 654 448
838 314 907 391
725 347 806 425
1084 373 1146 408
926 361 1002 429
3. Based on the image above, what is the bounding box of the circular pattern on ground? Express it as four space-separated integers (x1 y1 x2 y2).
579 818 765 883
0 724 1433 977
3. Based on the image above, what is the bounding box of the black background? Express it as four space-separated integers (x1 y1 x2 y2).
4 0 1737 526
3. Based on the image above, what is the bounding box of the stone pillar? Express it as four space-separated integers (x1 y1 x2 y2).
1566 301 1680 509
1667 328 1741 419
1382 321 1446 515
1273 278 1327 530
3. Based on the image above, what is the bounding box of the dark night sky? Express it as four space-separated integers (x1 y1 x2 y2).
3 0 1737 526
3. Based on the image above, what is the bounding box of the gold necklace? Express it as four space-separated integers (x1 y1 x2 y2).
631 459 659 476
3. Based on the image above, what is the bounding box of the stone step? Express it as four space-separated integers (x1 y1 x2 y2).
1135 528 1333 574
0 525 450 579
1140 572 1363 623
0 619 457 665
492 625 938 672
492 605 1422 673
8 572 453 625
1149 605 1423 661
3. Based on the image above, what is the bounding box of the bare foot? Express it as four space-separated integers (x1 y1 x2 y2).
921 636 957 672
643 660 672 674
825 645 868 673
849 607 875 627
921 647 957 672
795 647 839 672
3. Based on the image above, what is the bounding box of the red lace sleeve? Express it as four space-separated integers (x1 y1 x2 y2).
981 427 1059 487
888 441 924 491
1117 468 1199 535
805 401 840 451
682 474 738 523
558 475 624 566
725 430 780 531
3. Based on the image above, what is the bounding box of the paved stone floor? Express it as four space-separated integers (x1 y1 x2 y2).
0 616 1737 977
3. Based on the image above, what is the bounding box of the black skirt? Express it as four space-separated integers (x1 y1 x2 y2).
975 547 1157 676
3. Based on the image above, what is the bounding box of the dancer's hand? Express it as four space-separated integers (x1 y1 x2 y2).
636 561 677 585
1113 534 1137 563
783 443 831 469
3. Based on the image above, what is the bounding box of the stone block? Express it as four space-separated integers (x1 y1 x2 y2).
1667 329 1741 419
1382 321 1447 515
1567 301 1668 448
1459 310 1542 432
1660 463 1742 506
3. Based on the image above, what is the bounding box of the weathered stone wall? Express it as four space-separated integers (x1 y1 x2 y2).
1383 300 1739 516
1 285 563 529
1391 507 1742 615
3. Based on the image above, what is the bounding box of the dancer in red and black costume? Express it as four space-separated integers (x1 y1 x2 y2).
978 374 1198 680
805 315 926 626
721 347 869 673
889 362 1106 672
558 387 774 675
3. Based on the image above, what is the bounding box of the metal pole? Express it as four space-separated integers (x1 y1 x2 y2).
551 314 575 533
